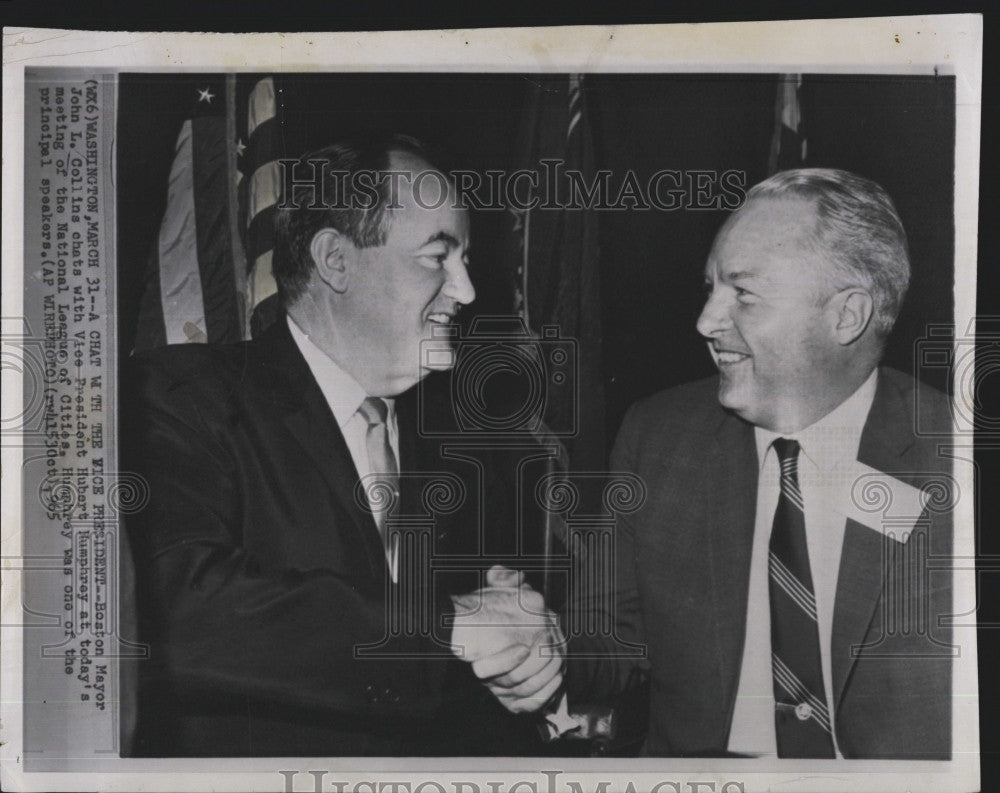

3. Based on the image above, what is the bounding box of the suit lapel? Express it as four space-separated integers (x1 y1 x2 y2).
282 389 389 579
393 374 474 552
254 319 388 581
395 387 433 518
707 411 759 744
830 519 887 711
830 369 914 710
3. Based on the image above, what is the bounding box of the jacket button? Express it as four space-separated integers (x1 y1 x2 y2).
795 703 813 721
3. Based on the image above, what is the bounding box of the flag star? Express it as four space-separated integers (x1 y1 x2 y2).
235 139 246 156
544 693 580 738
197 87 215 104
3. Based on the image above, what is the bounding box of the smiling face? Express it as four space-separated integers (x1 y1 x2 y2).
696 196 850 433
327 151 474 396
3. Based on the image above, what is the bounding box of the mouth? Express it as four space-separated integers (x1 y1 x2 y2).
711 346 751 366
426 312 455 325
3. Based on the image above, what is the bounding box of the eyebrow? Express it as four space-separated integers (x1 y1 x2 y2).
718 269 760 283
420 231 462 249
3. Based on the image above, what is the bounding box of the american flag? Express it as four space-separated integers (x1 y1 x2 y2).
507 73 605 473
133 75 284 352
768 74 807 174
237 76 285 337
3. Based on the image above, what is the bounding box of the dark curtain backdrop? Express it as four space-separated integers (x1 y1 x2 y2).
118 73 954 458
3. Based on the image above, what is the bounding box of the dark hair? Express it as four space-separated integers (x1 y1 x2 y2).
745 168 910 340
272 134 434 305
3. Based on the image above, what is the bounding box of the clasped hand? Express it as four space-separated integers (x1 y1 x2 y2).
450 566 565 713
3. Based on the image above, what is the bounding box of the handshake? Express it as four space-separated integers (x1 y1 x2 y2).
450 566 565 714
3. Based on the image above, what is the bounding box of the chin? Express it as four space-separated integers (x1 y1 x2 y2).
715 379 741 410
716 382 762 424
376 366 422 397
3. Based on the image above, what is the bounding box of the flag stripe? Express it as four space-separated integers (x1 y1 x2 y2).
247 77 277 139
246 205 277 274
242 115 281 178
779 78 800 129
768 74 805 175
246 159 282 227
242 77 284 338
249 250 277 309
567 74 583 140
191 116 242 344
157 120 208 345
132 242 168 351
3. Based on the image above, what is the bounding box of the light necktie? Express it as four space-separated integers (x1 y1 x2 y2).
768 437 836 758
356 397 400 559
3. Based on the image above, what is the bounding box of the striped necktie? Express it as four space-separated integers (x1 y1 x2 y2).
768 437 836 758
357 397 400 556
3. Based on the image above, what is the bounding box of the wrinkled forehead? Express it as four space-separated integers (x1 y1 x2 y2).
705 196 820 277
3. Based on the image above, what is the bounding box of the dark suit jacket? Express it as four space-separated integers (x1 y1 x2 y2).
122 318 552 756
567 367 954 759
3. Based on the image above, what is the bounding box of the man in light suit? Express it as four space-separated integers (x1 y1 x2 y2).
123 135 563 756
563 168 954 758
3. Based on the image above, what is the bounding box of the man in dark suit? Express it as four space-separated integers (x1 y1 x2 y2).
123 135 563 756
563 169 954 759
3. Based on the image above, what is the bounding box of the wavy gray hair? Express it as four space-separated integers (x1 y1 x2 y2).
744 167 910 340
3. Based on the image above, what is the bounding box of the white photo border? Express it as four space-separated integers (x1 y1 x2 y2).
1 15 983 793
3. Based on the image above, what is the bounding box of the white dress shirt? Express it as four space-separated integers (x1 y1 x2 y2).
287 316 400 577
726 369 879 757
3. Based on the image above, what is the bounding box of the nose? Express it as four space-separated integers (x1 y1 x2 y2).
696 288 732 339
443 256 476 306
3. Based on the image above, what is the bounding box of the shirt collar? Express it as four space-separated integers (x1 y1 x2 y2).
286 315 395 428
754 368 879 473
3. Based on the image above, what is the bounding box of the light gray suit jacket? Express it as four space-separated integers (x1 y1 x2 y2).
567 368 954 759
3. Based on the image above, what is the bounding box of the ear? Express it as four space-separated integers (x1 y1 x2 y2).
310 228 352 294
830 288 874 345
